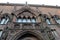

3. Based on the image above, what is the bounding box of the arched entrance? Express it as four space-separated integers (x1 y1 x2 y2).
12 31 44 40
17 33 39 40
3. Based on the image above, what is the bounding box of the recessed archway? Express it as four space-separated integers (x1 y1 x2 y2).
17 33 39 40
11 31 44 40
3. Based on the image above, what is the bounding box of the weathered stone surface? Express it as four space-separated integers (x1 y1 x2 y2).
0 3 60 40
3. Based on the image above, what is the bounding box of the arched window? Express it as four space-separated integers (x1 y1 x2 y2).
31 19 36 23
22 16 27 23
27 17 31 23
17 16 22 23
55 19 60 24
0 17 6 24
54 15 60 24
17 16 36 23
52 29 59 38
0 31 2 37
22 19 27 23
5 18 9 24
27 19 31 23
46 18 51 24
31 16 36 23
17 19 22 23
0 17 9 24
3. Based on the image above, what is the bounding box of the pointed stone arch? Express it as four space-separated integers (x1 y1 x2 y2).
11 31 44 40
0 13 13 22
13 6 38 17
11 6 39 22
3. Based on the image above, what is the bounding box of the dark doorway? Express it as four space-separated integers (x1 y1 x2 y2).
17 33 40 40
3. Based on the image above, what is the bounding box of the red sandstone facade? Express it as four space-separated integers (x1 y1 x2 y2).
0 3 60 40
